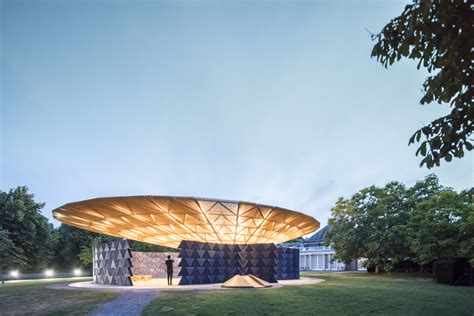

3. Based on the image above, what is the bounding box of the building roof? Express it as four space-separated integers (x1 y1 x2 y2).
52 195 320 248
305 225 330 243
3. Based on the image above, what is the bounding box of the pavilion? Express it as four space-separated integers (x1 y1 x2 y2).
53 196 319 287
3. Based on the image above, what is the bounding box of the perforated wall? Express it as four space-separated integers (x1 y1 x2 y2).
92 240 300 286
177 240 299 285
275 247 300 280
131 251 180 278
93 239 133 286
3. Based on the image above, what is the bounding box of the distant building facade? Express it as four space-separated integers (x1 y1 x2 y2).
283 225 365 272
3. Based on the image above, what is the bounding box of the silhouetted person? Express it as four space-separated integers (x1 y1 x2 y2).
165 255 174 285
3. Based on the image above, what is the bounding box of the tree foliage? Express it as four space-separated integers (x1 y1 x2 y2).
53 224 113 269
408 173 442 201
458 189 474 266
0 187 54 271
0 229 26 278
327 182 412 272
77 236 111 266
3 182 471 275
371 0 473 168
0 186 177 273
326 174 473 272
406 189 473 265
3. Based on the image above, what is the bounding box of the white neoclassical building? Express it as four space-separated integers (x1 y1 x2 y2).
300 247 346 271
284 225 364 271
299 226 346 271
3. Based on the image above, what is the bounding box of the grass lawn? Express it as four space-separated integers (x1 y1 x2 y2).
143 273 474 315
0 278 120 315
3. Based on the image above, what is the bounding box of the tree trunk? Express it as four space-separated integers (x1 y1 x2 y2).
375 252 380 273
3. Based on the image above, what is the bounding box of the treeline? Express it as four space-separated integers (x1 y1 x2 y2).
0 187 174 274
2 176 472 275
326 174 473 273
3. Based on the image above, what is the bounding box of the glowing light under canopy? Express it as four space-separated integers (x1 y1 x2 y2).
52 196 320 248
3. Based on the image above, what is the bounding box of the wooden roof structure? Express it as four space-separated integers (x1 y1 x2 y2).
52 196 320 248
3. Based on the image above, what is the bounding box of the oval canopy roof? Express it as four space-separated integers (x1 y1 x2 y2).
52 196 320 248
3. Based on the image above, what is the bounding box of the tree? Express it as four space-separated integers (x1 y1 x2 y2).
327 175 472 273
408 173 443 202
326 182 412 273
371 1 473 168
0 229 26 284
78 246 93 267
458 189 474 266
325 197 364 265
406 189 473 266
78 236 107 267
0 187 55 271
53 225 112 269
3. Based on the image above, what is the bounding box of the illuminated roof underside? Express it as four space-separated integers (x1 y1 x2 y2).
52 196 320 248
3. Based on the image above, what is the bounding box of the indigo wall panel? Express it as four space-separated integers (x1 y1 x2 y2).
276 247 300 280
93 240 299 286
93 240 133 286
178 241 298 285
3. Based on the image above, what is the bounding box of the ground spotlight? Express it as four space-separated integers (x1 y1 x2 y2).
73 268 82 276
10 270 19 278
45 269 54 277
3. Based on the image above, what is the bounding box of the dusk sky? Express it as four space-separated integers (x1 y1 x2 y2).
1 0 472 231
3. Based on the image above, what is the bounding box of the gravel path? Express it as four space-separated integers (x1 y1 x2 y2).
90 291 157 316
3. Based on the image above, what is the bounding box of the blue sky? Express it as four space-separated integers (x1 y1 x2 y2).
1 0 472 231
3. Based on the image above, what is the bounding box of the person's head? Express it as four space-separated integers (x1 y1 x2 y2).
167 255 171 259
